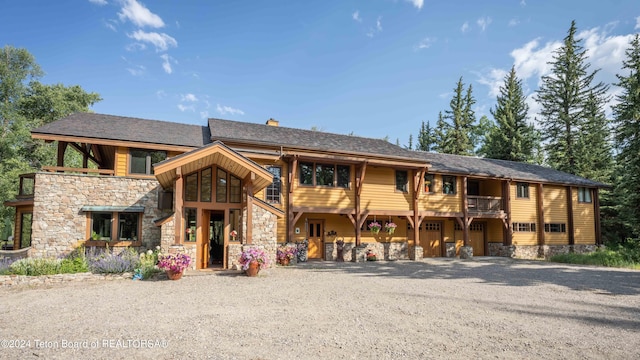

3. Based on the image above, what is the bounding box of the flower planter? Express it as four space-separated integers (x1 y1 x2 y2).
279 258 290 266
166 269 183 280
245 261 260 277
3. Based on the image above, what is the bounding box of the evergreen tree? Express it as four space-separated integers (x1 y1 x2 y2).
406 134 413 150
433 111 451 153
575 90 613 183
612 34 640 237
483 66 537 162
416 120 435 151
534 20 608 175
440 77 476 155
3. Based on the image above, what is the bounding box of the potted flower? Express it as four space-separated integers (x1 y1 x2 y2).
276 244 298 266
366 249 377 261
230 230 238 242
385 222 397 235
368 221 381 234
157 252 191 280
238 247 270 276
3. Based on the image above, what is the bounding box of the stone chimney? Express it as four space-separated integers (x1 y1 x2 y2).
266 118 279 127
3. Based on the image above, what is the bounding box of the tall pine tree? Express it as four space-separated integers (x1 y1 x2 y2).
416 120 436 151
612 34 640 238
534 20 608 175
483 66 537 162
439 77 476 155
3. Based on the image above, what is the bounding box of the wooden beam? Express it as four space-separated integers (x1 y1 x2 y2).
291 206 355 215
405 215 414 229
417 211 464 218
566 186 575 246
32 133 196 153
357 210 370 229
594 188 602 246
503 180 512 246
462 176 469 247
246 182 253 244
289 156 298 194
174 168 183 245
57 141 68 167
41 166 115 175
357 161 367 196
537 183 545 246
346 214 356 227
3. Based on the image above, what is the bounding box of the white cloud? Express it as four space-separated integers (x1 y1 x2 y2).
156 90 166 99
461 22 469 33
216 104 245 116
352 11 362 23
636 16 640 29
126 65 145 76
160 54 175 74
520 0 526 6
177 104 195 112
477 16 492 32
104 19 117 32
181 93 198 102
508 18 520 27
128 30 177 51
118 0 164 28
125 42 146 51
476 68 508 98
414 37 435 51
200 111 209 119
89 0 107 5
407 0 424 10
376 16 382 31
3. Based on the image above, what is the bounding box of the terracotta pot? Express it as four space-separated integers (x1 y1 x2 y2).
280 257 290 266
166 269 183 280
245 261 260 277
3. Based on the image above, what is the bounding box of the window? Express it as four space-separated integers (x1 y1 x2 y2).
20 212 33 248
299 162 350 188
229 209 242 242
516 183 529 198
299 162 313 185
229 175 241 203
185 173 198 202
337 165 350 188
396 170 408 193
316 164 335 186
185 208 197 242
578 187 592 203
544 223 566 233
442 176 456 195
424 174 435 193
512 222 536 232
130 149 166 175
266 166 282 204
201 168 212 202
91 213 112 240
117 213 139 240
216 169 227 202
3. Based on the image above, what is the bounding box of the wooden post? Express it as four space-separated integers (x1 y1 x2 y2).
355 162 367 247
536 183 545 246
246 179 254 245
287 156 297 243
174 167 183 245
503 180 512 246
57 142 68 167
593 188 602 246
462 176 469 247
567 186 575 246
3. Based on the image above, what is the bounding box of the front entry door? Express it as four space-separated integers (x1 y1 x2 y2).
209 211 225 266
307 220 323 259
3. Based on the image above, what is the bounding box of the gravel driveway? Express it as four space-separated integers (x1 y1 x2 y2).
1 257 639 359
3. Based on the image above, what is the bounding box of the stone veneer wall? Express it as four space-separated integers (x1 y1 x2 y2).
31 173 166 258
488 244 599 259
246 203 278 267
349 242 410 262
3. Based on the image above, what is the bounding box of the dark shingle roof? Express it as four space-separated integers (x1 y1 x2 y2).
208 118 413 159
412 151 607 187
32 113 210 148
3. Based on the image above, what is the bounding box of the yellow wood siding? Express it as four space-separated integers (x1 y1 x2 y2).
115 147 128 176
543 185 568 245
291 164 356 209
291 214 408 244
360 167 411 211
573 189 596 244
486 219 503 242
419 175 460 212
510 183 538 245
480 180 502 197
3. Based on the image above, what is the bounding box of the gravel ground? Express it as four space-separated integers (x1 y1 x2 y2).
1 257 639 360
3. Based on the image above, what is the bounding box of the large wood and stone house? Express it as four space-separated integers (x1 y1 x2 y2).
4 113 605 269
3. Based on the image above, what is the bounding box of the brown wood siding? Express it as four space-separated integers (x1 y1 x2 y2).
418 175 460 212
572 188 596 244
510 183 538 245
115 147 128 176
360 167 411 211
543 185 569 245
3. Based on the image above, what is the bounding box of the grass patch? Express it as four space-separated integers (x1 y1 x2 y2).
550 244 640 269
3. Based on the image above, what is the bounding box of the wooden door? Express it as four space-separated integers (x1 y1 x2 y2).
197 211 209 269
421 222 442 257
470 223 485 256
307 220 323 259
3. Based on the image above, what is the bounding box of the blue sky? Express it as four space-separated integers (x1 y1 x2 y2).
1 0 638 146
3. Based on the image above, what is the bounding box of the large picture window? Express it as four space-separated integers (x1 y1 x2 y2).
130 149 166 175
88 211 142 244
299 162 350 188
266 166 282 204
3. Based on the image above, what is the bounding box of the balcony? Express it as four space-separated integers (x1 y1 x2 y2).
467 195 503 214
41 166 115 176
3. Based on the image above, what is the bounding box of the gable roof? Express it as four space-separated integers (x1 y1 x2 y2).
207 118 413 160
32 113 210 148
413 151 607 188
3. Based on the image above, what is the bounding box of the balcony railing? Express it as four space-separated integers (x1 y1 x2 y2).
41 166 115 176
468 195 503 213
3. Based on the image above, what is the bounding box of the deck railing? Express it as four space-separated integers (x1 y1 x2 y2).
41 166 115 176
467 195 503 213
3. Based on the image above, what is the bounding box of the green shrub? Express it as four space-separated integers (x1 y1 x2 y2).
135 247 161 280
59 246 89 274
9 258 61 276
87 246 140 274
550 247 640 269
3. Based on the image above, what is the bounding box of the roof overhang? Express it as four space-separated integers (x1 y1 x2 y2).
31 133 196 152
153 141 274 191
